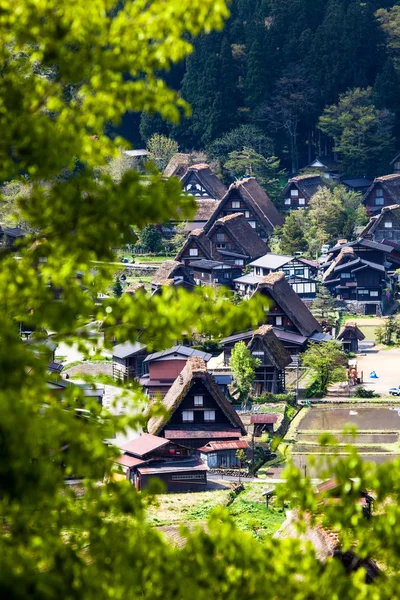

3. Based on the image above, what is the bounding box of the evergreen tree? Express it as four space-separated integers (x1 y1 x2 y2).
224 147 285 199
113 276 123 298
244 40 267 109
230 341 261 408
219 37 239 133
311 285 338 331
138 225 163 253
279 211 309 256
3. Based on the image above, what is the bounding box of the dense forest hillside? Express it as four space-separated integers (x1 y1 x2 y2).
129 0 400 177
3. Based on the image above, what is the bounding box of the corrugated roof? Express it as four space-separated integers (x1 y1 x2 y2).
199 440 249 452
144 346 212 363
249 253 292 269
114 454 146 468
119 434 170 458
233 274 263 285
137 459 208 475
112 341 146 359
164 429 242 439
250 413 278 424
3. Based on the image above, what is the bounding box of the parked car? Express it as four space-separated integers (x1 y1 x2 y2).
389 386 400 396
321 244 330 255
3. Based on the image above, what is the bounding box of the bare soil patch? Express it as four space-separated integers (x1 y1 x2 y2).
299 406 400 432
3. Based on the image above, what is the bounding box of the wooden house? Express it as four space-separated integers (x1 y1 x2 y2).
204 177 284 242
140 345 212 399
360 204 400 247
321 243 390 314
176 213 269 272
250 413 278 436
305 157 340 180
180 163 227 201
163 153 191 179
114 433 207 492
336 322 365 353
390 151 400 175
189 259 242 288
151 260 195 293
0 226 27 248
281 174 327 210
199 440 249 469
317 478 374 520
362 174 400 215
206 213 269 267
234 253 318 299
340 177 373 195
112 341 148 382
247 325 292 394
147 356 246 449
253 272 325 350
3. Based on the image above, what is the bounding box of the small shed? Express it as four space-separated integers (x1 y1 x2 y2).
250 413 278 437
112 341 147 381
336 322 365 353
199 440 249 469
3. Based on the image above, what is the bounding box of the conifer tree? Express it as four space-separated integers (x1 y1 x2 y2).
244 40 267 109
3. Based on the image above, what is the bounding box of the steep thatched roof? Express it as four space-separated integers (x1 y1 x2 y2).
209 212 269 259
124 282 147 296
151 260 195 287
204 177 284 235
281 174 327 202
194 199 220 222
337 322 365 342
175 228 219 262
163 153 191 178
322 246 356 282
147 357 246 436
248 325 292 369
363 174 400 206
254 272 322 337
360 204 400 238
181 164 227 201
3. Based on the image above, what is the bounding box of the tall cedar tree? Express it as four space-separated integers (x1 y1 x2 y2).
244 41 267 109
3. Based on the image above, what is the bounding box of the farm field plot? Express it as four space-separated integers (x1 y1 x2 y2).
288 405 400 477
299 406 400 432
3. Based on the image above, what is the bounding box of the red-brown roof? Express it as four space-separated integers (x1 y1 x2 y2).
164 429 242 440
198 440 249 452
119 433 169 457
114 454 145 468
250 413 278 424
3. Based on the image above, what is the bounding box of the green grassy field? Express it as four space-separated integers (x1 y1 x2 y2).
342 314 400 342
145 483 285 540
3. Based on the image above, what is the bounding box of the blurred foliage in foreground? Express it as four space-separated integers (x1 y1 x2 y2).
0 0 399 598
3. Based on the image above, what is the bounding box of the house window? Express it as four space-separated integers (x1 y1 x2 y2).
275 316 283 326
376 188 383 197
255 267 261 276
216 233 225 242
235 259 243 266
291 189 299 197
194 395 203 406
299 198 305 206
385 221 393 228
375 197 384 206
285 198 291 206
358 290 369 296
217 243 226 249
341 272 351 279
370 291 379 297
189 248 198 256
245 211 250 218
295 268 304 276
204 410 215 422
232 201 240 209
182 410 194 422
249 221 256 228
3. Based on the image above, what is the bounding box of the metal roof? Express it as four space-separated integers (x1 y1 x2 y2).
221 327 307 347
250 414 278 424
189 259 228 269
112 341 146 359
164 429 242 439
144 345 212 363
233 274 263 285
114 454 145 468
137 459 208 475
123 149 148 157
119 434 169 457
199 440 249 452
249 253 293 269
309 332 333 343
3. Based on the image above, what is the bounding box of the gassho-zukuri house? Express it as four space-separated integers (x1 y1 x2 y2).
147 356 246 449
